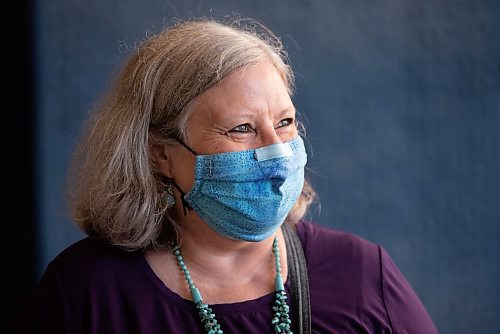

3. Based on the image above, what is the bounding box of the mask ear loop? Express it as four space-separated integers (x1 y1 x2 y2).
171 180 193 216
175 137 199 156
170 137 198 215
171 138 198 216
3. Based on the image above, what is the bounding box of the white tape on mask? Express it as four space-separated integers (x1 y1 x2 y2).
254 142 293 162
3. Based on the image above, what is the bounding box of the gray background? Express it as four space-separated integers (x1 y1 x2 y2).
12 0 500 333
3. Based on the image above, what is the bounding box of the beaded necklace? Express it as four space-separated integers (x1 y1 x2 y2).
173 236 292 333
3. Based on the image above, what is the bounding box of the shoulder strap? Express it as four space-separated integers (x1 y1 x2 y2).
282 223 311 334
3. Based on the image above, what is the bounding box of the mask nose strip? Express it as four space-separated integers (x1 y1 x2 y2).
254 142 293 162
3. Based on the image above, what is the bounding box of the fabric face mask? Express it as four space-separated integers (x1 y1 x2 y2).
173 136 307 242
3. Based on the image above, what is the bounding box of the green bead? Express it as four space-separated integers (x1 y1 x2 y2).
275 276 284 291
191 288 202 303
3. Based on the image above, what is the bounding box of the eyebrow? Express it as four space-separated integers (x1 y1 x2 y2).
214 105 297 127
230 105 296 118
276 106 296 118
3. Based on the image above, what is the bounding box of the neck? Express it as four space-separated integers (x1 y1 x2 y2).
181 216 287 301
146 213 288 304
171 222 293 334
179 215 276 272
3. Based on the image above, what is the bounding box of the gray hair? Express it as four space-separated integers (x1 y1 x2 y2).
67 18 316 250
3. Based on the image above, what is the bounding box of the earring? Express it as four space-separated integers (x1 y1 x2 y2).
164 183 176 209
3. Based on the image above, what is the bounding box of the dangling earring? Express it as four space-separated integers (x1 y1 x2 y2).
164 183 176 209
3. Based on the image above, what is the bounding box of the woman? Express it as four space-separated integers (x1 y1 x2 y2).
13 19 438 333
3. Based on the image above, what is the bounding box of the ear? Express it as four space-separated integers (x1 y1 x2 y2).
148 130 175 178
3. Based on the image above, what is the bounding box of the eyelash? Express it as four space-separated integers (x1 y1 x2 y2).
275 118 294 129
228 118 295 133
229 124 253 133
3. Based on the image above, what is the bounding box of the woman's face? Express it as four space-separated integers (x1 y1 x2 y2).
163 61 298 195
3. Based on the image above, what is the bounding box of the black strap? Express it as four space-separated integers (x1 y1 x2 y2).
282 223 311 334
170 180 193 215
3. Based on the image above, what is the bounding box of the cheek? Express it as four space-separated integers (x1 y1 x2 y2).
171 153 196 192
289 125 299 138
203 136 236 154
276 124 299 142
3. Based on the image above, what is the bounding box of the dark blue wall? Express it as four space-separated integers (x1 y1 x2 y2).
29 1 500 333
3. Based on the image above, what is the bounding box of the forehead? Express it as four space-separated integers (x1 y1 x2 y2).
189 62 294 123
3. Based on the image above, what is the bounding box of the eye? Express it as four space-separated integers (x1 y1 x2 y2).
275 118 295 129
228 123 253 133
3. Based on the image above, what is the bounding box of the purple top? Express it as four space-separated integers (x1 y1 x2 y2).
12 221 438 333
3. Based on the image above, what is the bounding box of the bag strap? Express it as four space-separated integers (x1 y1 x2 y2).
282 223 311 334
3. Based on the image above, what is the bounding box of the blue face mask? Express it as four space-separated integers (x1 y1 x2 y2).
173 136 307 242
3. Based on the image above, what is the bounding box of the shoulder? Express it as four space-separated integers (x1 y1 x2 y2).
51 236 137 266
46 237 144 288
295 220 383 305
294 221 439 333
12 238 147 333
295 220 381 269
293 221 388 331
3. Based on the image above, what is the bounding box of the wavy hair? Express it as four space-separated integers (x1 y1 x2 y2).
67 18 316 250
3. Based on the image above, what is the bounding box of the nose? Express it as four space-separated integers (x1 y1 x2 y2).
259 124 281 147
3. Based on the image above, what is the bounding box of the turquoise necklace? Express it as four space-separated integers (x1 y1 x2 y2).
173 236 292 333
